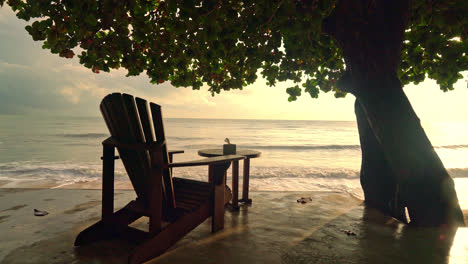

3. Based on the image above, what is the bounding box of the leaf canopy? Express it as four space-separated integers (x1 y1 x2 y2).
1 0 467 100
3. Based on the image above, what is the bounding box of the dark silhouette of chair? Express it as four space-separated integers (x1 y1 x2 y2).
75 93 244 264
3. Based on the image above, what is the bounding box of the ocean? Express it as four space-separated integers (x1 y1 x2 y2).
1 115 468 208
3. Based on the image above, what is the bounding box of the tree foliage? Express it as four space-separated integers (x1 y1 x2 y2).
1 0 467 100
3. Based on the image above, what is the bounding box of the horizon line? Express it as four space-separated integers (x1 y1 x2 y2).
0 113 356 122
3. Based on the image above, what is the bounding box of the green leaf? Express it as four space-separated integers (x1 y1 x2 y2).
84 15 97 26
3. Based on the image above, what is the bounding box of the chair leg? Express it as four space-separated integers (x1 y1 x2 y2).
102 145 115 223
212 182 225 232
210 162 230 233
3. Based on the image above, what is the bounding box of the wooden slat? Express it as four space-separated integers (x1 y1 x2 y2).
101 94 145 199
175 197 204 206
122 94 153 202
176 189 210 198
135 97 155 143
135 97 165 233
175 188 210 196
174 201 200 210
150 102 176 210
100 97 117 138
175 185 210 194
173 177 211 186
175 191 209 200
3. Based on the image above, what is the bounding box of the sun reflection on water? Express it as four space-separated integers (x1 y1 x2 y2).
449 228 468 263
454 178 468 210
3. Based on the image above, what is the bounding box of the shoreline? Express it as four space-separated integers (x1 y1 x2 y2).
0 188 467 263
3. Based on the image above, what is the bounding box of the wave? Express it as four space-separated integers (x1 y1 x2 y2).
59 133 108 138
0 162 102 178
241 144 361 151
248 167 361 179
1 161 467 190
435 144 468 150
0 161 127 187
182 144 362 151
167 136 207 141
181 143 468 151
448 168 468 178
182 144 219 149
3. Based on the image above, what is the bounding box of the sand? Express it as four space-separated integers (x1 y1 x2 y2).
0 188 467 264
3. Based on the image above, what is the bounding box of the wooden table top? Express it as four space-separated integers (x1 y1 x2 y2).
198 148 261 159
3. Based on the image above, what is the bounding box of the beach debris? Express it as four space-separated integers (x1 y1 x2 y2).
340 229 356 236
224 138 231 144
297 197 312 204
34 209 49 216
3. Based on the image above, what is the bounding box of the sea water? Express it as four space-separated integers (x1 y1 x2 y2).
1 115 467 208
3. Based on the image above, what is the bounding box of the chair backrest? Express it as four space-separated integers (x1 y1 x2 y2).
100 93 176 209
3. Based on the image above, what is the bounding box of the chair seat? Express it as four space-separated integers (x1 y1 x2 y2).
173 177 211 212
173 178 233 213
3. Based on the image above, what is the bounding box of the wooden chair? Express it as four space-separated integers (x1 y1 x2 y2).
75 93 244 264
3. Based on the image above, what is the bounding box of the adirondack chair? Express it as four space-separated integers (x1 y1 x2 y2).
75 93 244 264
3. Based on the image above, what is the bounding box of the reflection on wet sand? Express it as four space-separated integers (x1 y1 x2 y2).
449 228 468 263
284 205 467 264
0 189 466 263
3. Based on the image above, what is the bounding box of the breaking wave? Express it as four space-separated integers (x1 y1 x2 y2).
59 133 108 138
182 144 468 151
1 161 467 191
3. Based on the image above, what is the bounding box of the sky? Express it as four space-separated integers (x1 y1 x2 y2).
0 6 467 122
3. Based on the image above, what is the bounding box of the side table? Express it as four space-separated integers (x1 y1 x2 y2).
198 149 261 209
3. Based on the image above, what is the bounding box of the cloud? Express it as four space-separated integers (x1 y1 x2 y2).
0 60 28 72
0 5 357 120
59 81 109 104
50 63 90 74
152 87 217 107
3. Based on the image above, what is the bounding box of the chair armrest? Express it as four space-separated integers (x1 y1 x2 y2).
168 150 184 155
102 136 165 151
167 155 244 168
168 150 184 164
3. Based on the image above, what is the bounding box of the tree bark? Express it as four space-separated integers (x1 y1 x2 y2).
355 99 407 223
323 0 465 226
355 80 464 226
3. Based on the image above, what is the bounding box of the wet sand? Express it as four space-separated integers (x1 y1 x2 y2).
0 188 467 264
0 180 12 187
0 178 133 190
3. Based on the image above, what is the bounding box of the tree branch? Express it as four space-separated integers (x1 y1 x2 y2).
260 0 284 28
202 0 222 17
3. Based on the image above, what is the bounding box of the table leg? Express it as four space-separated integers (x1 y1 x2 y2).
241 158 252 204
231 160 239 210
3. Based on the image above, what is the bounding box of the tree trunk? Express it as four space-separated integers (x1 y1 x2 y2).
355 81 464 226
323 0 465 226
355 99 407 223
